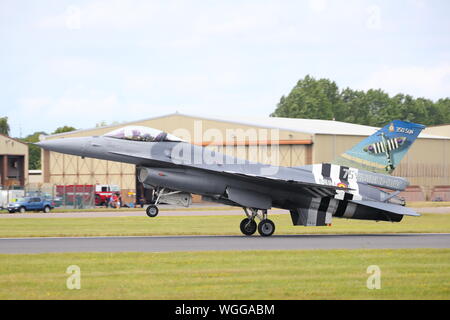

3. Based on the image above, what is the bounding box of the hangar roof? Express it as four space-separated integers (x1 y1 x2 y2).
198 115 379 136
423 124 450 137
46 112 449 140
0 133 28 145
0 133 29 155
183 114 449 139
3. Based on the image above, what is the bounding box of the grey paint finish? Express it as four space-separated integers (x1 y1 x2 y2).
1 234 449 254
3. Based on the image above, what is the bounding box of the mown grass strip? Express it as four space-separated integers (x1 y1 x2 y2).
0 249 448 299
0 213 449 238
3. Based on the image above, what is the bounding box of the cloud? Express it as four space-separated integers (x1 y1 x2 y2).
308 0 328 13
6 0 450 138
361 64 450 99
123 71 245 95
14 92 125 134
37 0 162 30
46 57 104 77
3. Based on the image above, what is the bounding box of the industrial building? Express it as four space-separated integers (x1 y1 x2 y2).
40 113 450 203
424 124 450 138
0 134 28 188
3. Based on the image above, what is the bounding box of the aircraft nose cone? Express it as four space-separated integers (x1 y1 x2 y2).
35 137 90 157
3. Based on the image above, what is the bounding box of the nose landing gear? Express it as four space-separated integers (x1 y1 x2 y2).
240 208 275 237
146 205 159 217
145 187 165 218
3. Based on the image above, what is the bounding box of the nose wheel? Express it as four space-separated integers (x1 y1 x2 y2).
146 205 159 217
145 187 167 218
240 208 275 237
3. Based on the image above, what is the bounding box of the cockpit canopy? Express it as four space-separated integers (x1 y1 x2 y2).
104 126 183 142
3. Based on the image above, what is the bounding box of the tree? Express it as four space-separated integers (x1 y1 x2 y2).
52 126 76 134
271 75 450 126
363 89 393 126
271 75 338 120
0 117 10 136
20 131 47 170
434 98 450 125
338 88 367 124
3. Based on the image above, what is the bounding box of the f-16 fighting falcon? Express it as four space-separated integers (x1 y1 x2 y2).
36 120 425 237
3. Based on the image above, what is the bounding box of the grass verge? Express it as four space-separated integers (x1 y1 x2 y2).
0 249 448 299
0 213 449 238
408 202 450 208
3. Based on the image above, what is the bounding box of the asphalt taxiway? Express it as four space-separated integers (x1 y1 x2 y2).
0 233 449 254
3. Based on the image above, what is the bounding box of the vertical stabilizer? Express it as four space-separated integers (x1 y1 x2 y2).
332 120 425 174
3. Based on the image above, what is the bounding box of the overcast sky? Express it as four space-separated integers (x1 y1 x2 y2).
1 0 449 137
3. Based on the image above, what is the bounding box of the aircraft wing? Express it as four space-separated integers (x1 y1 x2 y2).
109 150 350 195
220 170 350 198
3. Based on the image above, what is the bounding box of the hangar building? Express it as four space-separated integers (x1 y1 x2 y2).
0 134 28 188
40 113 450 203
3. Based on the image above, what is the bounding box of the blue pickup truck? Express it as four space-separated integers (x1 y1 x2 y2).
7 197 54 213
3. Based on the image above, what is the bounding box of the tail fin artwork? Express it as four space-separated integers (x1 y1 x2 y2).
333 120 425 174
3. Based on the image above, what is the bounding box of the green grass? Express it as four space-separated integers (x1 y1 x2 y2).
0 249 448 299
408 202 450 208
0 213 449 238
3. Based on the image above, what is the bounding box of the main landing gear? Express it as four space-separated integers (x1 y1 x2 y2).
240 208 275 237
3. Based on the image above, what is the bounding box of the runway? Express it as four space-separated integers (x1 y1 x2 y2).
1 233 449 254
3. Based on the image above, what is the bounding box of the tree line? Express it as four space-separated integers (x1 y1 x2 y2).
271 75 450 127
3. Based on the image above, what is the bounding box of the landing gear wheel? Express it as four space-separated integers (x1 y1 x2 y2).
258 219 275 237
146 205 159 218
240 218 257 236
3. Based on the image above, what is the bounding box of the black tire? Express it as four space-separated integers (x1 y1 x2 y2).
43 206 51 213
8 210 14 214
258 219 275 237
146 205 159 218
19 207 26 214
240 218 257 236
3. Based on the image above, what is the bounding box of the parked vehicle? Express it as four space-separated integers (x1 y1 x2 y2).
6 196 54 213
26 191 63 207
0 189 25 210
54 184 119 207
94 184 120 206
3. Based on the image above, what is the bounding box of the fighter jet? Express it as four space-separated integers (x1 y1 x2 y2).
36 120 425 237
